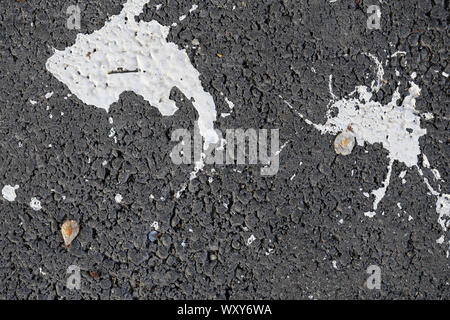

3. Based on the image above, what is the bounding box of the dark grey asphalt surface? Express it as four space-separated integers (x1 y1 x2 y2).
0 0 449 299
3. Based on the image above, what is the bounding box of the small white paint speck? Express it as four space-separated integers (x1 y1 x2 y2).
364 211 376 218
115 194 123 203
30 197 42 211
45 92 54 99
189 4 198 13
151 221 159 231
436 235 444 244
332 260 338 269
247 234 256 246
224 97 235 110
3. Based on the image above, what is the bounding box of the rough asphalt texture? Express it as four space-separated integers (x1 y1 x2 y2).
0 0 448 299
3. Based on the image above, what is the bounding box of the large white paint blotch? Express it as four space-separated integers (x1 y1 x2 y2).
46 0 218 147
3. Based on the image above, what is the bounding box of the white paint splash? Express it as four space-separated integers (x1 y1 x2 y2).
283 53 448 253
46 0 217 149
2 185 19 202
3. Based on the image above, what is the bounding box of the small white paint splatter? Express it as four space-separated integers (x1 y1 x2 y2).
45 91 54 99
2 185 19 202
30 197 42 211
224 97 235 110
30 100 37 105
332 260 338 269
364 211 376 218
189 4 198 13
115 194 123 203
151 221 159 231
391 51 406 57
247 234 256 246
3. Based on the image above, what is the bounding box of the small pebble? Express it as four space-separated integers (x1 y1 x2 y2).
334 131 356 156
148 230 158 242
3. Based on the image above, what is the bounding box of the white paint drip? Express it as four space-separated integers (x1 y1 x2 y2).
46 0 218 149
2 185 19 202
